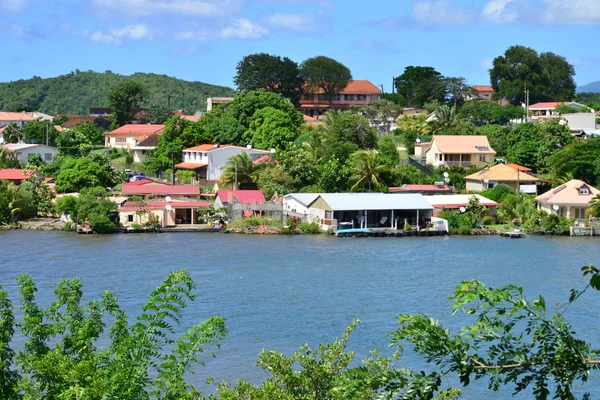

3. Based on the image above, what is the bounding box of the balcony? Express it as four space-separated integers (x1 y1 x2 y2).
440 161 473 167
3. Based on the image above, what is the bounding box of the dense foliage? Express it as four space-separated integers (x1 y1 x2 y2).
0 71 236 115
56 187 118 233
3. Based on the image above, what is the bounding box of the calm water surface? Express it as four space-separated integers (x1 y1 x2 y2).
1 231 600 398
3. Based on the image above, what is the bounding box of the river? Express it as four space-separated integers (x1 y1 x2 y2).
1 231 600 398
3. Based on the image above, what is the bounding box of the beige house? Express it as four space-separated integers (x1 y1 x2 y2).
536 180 600 220
424 135 495 168
105 124 164 150
464 163 538 193
299 80 381 117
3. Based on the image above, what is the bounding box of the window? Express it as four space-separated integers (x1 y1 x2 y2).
344 94 355 101
44 153 52 161
116 137 126 143
356 94 367 101
579 186 590 195
575 208 585 219
478 155 487 162
128 215 134 222
318 94 340 101
325 210 333 219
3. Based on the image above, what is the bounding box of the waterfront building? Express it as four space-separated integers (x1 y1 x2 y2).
422 135 496 168
464 163 539 193
536 179 600 221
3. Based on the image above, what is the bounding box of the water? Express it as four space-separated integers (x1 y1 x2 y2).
1 231 600 398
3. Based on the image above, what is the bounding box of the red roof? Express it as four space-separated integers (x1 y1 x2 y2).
175 162 208 169
303 114 322 125
184 144 228 152
63 116 96 128
0 112 35 121
389 184 451 193
182 115 200 122
528 102 567 110
506 163 532 172
121 182 200 196
305 80 381 95
0 169 32 181
217 190 265 205
107 124 165 135
472 85 494 92
120 200 209 212
252 155 278 165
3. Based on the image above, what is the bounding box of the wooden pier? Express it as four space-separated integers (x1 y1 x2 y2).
501 231 527 239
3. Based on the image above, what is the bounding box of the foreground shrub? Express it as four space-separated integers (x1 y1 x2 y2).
298 221 322 234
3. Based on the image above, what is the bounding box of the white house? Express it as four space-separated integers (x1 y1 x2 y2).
423 135 496 168
175 144 271 181
561 113 600 137
104 124 164 150
1 143 58 164
0 111 35 129
529 102 589 120
536 179 600 221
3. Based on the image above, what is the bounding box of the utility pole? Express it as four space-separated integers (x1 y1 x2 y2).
391 77 395 103
234 162 238 190
171 147 175 185
524 85 530 123
167 95 172 109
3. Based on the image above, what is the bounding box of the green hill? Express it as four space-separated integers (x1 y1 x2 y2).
0 70 237 115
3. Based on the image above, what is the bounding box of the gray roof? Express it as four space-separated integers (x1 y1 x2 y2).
311 193 433 211
284 193 321 207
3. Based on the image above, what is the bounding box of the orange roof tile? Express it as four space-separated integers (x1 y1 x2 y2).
107 124 165 135
305 80 381 95
184 144 230 151
464 164 538 182
174 162 208 169
528 102 568 110
0 112 35 121
472 85 494 92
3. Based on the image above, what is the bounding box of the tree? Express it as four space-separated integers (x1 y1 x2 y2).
226 89 303 131
204 114 245 145
137 103 173 124
491 45 575 105
220 152 261 189
75 187 118 233
428 104 458 133
378 136 400 167
540 52 577 102
247 107 300 152
20 172 55 216
394 66 446 107
396 114 430 154
21 119 58 146
234 53 304 106
347 150 388 192
459 100 524 125
320 111 377 150
56 122 103 157
0 147 19 169
0 180 35 223
256 165 294 199
548 137 600 187
54 157 115 193
145 116 193 173
107 81 149 128
444 76 473 107
300 56 352 110
2 124 21 144
0 270 226 398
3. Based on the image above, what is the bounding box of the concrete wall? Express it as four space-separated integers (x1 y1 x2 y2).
229 201 283 222
105 136 138 149
563 113 597 131
14 145 58 164
206 148 270 180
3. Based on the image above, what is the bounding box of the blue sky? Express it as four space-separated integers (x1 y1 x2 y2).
1 0 599 90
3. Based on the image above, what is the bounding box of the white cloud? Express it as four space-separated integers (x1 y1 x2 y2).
481 0 518 24
540 0 600 25
410 0 475 25
219 18 268 39
263 12 323 33
90 24 152 45
1 0 28 12
91 0 242 17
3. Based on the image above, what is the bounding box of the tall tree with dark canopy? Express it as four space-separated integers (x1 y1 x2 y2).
234 53 304 106
394 66 446 107
107 81 149 128
300 56 352 110
490 45 575 105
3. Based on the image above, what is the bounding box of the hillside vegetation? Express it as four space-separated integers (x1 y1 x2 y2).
0 70 237 115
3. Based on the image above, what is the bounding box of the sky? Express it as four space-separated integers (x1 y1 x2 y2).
1 0 599 90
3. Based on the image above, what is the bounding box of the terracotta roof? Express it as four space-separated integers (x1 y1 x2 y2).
425 194 498 209
63 116 96 128
535 179 600 205
184 144 228 152
182 115 201 122
120 182 200 196
174 162 208 169
389 184 451 193
54 125 64 132
305 80 381 95
464 164 538 183
217 190 266 205
120 200 210 211
303 114 322 124
0 169 32 181
528 102 571 110
506 163 532 172
134 132 162 148
253 155 278 165
428 135 496 154
0 112 35 121
107 124 165 136
472 85 494 92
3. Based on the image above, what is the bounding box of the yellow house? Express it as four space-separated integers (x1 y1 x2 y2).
424 135 495 168
464 164 539 193
104 124 164 150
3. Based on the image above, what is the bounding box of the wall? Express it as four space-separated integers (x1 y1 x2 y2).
229 201 283 222
15 145 57 164
119 209 166 228
563 113 597 131
207 148 270 180
105 136 139 149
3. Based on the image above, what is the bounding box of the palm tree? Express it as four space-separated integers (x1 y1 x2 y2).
588 194 600 218
348 150 388 192
3 124 21 143
220 152 261 190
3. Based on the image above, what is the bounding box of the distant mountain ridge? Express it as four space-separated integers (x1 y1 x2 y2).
577 81 600 93
0 71 237 115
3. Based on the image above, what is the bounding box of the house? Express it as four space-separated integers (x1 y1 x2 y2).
119 179 201 199
299 80 381 117
0 169 53 184
561 113 600 137
464 163 539 193
468 85 495 101
425 194 498 216
295 193 434 231
175 144 271 181
401 108 426 116
26 112 55 121
62 115 111 131
1 143 58 164
0 111 35 129
215 190 266 208
89 107 112 116
206 97 234 112
131 132 161 163
536 179 600 220
389 183 452 195
414 141 430 163
529 102 588 120
119 199 211 228
104 124 164 150
282 193 321 220
303 114 322 125
423 135 495 168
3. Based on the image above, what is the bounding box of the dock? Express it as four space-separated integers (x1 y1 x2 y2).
501 231 527 238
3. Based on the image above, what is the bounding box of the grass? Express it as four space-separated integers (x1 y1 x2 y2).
228 217 283 230
487 224 511 232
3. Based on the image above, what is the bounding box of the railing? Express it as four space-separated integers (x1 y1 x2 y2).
440 161 472 167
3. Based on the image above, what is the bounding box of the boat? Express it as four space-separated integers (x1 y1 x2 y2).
335 222 370 236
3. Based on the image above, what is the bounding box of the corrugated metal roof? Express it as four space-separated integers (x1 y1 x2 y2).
311 193 433 211
425 194 498 209
284 193 321 207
